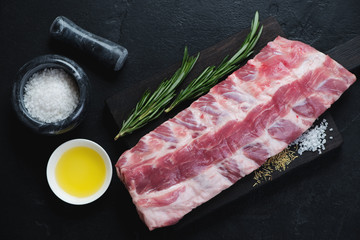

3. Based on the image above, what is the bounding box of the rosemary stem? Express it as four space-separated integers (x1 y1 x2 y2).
114 47 199 139
114 11 262 139
166 11 262 112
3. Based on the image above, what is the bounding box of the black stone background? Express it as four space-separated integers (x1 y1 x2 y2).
1 0 360 239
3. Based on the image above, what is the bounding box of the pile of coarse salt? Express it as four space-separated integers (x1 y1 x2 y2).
291 118 331 155
23 68 79 123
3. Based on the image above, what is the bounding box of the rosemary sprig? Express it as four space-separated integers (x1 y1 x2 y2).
114 47 199 140
165 11 263 113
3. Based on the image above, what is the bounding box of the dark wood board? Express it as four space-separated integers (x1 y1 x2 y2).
327 35 360 71
106 20 360 148
106 17 360 229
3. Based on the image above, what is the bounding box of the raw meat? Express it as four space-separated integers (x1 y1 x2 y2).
115 36 356 230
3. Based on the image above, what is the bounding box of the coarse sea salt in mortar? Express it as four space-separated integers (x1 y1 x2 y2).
23 68 79 123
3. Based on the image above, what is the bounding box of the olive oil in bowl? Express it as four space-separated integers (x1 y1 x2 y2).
47 139 112 205
55 146 106 198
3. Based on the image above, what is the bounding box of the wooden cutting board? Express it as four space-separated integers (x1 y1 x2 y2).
106 17 360 228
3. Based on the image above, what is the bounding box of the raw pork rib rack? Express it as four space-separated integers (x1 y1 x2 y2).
115 36 356 230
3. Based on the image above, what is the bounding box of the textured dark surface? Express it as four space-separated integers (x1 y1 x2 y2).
1 1 360 240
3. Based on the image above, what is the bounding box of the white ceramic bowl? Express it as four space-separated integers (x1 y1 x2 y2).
46 139 112 205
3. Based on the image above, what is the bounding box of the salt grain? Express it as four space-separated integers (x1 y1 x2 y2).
23 68 79 123
291 118 329 155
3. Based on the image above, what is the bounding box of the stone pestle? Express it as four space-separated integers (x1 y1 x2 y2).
50 16 128 71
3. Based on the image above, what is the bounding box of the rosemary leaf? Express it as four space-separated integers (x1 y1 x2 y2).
114 47 199 140
165 11 263 113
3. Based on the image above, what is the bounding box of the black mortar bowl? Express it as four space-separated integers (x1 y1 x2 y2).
12 54 89 135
